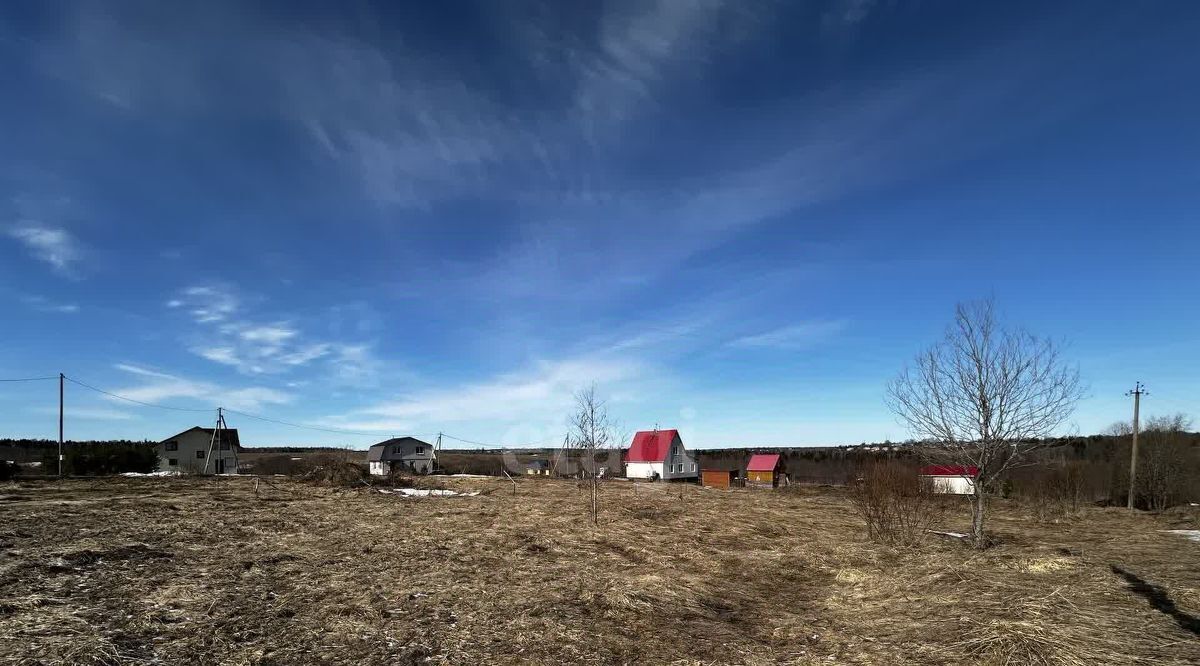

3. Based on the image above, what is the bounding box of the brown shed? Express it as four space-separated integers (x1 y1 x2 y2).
701 469 737 489
745 454 784 488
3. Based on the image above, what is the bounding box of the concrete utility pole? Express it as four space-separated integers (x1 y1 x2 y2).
58 373 64 478
1126 382 1147 510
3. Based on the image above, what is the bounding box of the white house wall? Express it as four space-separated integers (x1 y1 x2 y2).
922 475 976 495
625 462 663 479
158 430 237 475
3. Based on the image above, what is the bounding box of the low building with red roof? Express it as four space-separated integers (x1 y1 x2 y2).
745 453 785 488
624 429 697 481
918 464 979 495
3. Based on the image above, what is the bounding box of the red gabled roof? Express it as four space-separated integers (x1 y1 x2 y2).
746 454 781 472
919 465 979 477
626 429 679 463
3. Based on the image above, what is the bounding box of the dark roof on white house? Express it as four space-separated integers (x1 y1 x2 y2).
367 437 433 461
160 426 241 449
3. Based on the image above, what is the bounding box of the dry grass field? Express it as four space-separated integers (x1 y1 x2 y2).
1 476 1197 665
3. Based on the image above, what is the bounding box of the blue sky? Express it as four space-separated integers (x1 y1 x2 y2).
2 1 1198 448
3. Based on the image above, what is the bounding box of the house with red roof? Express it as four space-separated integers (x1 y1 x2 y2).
624 429 697 480
745 453 785 488
918 465 979 495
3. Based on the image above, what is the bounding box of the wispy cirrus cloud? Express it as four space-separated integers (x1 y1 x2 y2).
34 405 136 421
729 319 849 350
822 0 879 30
169 285 239 323
166 284 381 384
324 356 644 433
21 295 80 313
109 363 293 411
6 223 83 276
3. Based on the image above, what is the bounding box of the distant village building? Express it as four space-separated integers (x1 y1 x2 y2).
158 426 240 474
368 437 434 476
623 429 698 481
745 454 785 488
525 460 551 476
919 465 978 495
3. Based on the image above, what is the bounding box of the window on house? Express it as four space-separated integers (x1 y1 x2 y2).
690 463 696 472
168 458 178 466
165 441 178 451
196 450 205 459
415 446 425 455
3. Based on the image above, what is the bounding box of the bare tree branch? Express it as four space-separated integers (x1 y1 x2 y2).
886 299 1084 548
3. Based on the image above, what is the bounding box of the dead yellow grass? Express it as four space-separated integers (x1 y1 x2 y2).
0 477 1196 665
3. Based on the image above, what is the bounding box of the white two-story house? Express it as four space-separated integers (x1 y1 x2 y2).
623 429 697 481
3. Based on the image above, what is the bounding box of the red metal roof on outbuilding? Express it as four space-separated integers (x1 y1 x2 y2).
919 465 979 477
746 454 781 472
626 429 678 462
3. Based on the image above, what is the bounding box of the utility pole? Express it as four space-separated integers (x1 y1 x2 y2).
434 432 443 473
1126 382 1147 510
58 372 64 478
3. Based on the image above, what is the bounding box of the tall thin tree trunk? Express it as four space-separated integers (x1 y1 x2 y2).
591 474 598 526
971 486 986 549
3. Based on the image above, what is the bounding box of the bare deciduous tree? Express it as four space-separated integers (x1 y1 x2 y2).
886 300 1084 548
1138 413 1195 511
567 384 620 525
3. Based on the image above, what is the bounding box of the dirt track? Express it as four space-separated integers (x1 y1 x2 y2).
1 477 1197 665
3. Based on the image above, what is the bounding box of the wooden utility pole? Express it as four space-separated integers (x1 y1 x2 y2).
203 407 229 474
58 372 64 478
1126 382 1147 510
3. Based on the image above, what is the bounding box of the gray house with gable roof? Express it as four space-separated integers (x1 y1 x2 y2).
368 437 434 475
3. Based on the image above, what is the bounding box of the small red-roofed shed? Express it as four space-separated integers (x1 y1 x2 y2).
746 453 784 488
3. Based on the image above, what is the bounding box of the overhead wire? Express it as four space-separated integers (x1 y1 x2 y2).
0 376 58 382
63 375 216 413
33 373 566 448
220 408 383 437
440 432 563 449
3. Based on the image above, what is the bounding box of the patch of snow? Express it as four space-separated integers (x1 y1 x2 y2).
1163 529 1200 543
120 471 179 477
379 488 481 498
928 530 969 539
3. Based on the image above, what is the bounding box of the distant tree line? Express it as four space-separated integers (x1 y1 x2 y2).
0 438 158 476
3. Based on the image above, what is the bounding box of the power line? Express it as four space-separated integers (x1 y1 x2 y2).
63 375 216 413
221 408 383 437
440 432 560 449
0 376 58 382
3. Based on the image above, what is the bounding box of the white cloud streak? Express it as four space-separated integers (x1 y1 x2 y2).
166 285 379 383
326 356 643 432
6 223 83 275
729 320 848 350
21 295 80 313
108 364 293 411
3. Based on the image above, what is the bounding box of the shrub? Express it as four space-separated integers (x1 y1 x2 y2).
42 442 158 476
251 455 311 476
850 461 948 546
0 460 20 481
298 454 371 487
